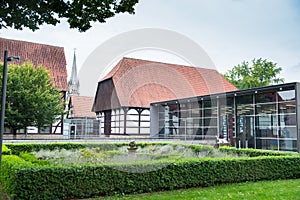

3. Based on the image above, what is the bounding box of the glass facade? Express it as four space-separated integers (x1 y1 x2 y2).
151 83 300 152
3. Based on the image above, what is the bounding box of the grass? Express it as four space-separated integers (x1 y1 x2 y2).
96 179 300 200
1 178 299 199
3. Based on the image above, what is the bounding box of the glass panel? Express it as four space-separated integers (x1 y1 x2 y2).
279 113 296 126
277 90 295 101
236 94 253 105
218 96 234 144
279 126 297 139
236 94 254 148
256 103 276 114
279 140 298 151
279 101 296 114
255 92 277 103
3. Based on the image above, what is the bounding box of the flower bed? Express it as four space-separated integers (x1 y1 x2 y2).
1 143 299 199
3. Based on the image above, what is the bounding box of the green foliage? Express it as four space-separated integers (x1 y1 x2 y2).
0 0 139 32
224 58 284 89
219 146 295 157
0 62 64 134
1 155 299 199
5 142 243 167
1 142 300 199
1 145 11 155
19 152 50 166
5 142 86 155
4 142 185 155
0 155 32 196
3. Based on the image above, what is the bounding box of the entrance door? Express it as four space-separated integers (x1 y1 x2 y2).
220 114 235 146
237 116 254 148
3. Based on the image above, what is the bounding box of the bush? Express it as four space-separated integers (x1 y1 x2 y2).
1 142 299 199
219 146 295 157
2 144 11 155
5 143 86 155
0 155 32 198
5 142 210 155
1 154 300 199
19 152 50 166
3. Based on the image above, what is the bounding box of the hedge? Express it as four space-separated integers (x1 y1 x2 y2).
2 144 11 155
4 142 297 157
1 155 300 199
219 146 295 157
4 142 209 155
4 143 86 155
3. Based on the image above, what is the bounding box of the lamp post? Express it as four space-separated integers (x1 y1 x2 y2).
0 50 19 166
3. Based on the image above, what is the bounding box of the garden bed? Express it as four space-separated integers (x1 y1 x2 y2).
1 142 299 199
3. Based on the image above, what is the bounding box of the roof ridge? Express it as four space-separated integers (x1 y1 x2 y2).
121 57 217 71
101 58 126 81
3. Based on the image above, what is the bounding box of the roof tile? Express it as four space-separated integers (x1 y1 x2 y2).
94 57 237 111
69 96 96 118
0 37 68 91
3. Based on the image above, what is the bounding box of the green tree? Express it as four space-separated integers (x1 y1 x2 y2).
0 0 139 32
0 62 64 137
224 58 284 90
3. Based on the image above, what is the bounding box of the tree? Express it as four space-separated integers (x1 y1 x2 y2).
0 62 64 136
224 58 284 90
0 0 139 32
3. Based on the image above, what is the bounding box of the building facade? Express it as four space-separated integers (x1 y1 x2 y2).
0 37 68 135
93 57 236 136
65 95 99 139
150 82 300 152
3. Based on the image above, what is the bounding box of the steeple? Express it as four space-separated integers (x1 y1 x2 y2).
68 49 80 96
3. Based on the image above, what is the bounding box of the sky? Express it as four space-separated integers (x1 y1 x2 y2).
1 0 300 95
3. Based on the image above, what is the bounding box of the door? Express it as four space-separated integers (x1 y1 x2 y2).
237 115 254 148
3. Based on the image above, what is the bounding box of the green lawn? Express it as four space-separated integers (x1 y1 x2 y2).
1 179 299 200
97 179 300 200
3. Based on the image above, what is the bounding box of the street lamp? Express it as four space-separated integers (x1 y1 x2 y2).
0 50 20 166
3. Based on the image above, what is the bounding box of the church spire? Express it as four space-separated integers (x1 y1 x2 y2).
68 49 80 96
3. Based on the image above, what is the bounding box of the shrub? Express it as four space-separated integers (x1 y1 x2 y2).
19 152 50 166
2 142 299 199
1 154 300 199
5 143 86 155
2 144 11 155
0 155 32 197
219 146 295 157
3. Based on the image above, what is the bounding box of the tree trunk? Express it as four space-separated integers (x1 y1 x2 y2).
11 127 17 139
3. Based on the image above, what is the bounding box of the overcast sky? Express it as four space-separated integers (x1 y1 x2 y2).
1 0 300 94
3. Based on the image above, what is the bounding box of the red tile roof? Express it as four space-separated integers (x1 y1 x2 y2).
94 57 237 111
68 96 96 118
0 37 68 91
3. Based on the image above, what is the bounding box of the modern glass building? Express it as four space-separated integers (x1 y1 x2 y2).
150 82 300 152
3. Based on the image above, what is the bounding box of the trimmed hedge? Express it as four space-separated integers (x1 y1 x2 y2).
219 146 295 157
4 143 86 155
1 155 300 199
4 142 211 156
1 143 299 199
4 142 180 155
2 144 11 155
0 155 32 198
